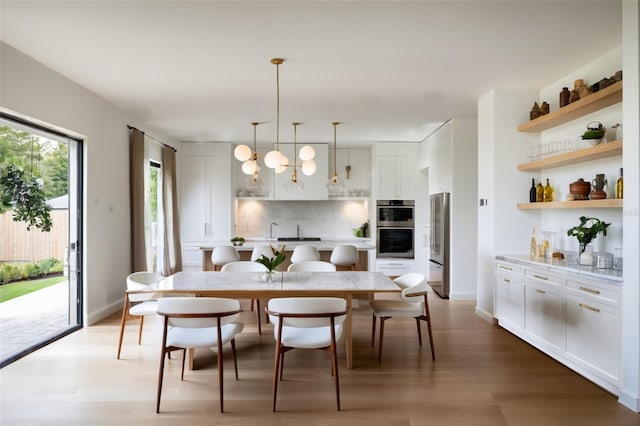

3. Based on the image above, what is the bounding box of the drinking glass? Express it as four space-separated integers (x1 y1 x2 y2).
613 248 623 271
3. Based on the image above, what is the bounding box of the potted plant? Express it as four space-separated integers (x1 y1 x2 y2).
230 236 245 246
254 245 286 282
567 216 610 262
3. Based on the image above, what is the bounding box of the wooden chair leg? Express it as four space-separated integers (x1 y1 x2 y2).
378 317 386 363
137 316 145 345
156 349 167 413
231 339 239 380
256 300 262 335
272 344 282 412
371 314 377 347
116 297 129 359
180 348 186 380
217 338 224 413
330 318 341 411
424 317 436 361
415 317 423 346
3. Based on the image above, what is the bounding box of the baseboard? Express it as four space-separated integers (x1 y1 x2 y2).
475 306 497 325
449 292 477 300
86 298 123 326
618 389 640 413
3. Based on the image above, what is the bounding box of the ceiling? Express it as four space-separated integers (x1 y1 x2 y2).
0 1 622 148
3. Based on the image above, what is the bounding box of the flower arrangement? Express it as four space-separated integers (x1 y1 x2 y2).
254 245 286 272
567 216 610 254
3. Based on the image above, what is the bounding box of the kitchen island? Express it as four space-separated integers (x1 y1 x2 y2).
200 239 375 271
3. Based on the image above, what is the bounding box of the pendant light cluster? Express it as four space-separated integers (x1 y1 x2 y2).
235 57 347 192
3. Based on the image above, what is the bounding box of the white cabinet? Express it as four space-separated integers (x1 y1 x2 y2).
233 146 275 199
376 259 413 277
373 143 418 200
180 143 232 267
274 143 328 200
494 258 622 395
335 147 371 197
494 261 525 330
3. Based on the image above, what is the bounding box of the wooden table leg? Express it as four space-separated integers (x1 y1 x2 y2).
188 348 195 370
345 294 353 369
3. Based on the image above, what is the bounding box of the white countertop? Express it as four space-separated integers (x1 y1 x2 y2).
497 254 623 284
200 238 375 251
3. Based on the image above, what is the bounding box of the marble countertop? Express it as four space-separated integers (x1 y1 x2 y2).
496 254 623 284
200 238 375 251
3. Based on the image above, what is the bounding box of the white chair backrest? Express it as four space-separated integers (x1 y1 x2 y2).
329 244 358 267
268 297 347 328
221 261 268 272
127 271 164 302
400 279 428 305
290 245 321 263
287 261 336 272
157 297 241 328
393 272 425 290
211 245 240 266
251 245 275 262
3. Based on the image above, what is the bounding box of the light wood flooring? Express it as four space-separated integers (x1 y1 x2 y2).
1 296 638 426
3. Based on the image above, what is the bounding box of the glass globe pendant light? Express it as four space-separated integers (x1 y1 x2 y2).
326 122 345 196
284 122 304 192
264 58 289 172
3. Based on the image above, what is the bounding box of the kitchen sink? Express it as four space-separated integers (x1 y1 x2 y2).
277 237 322 242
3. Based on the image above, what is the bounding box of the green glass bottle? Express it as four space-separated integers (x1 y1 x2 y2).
536 182 544 202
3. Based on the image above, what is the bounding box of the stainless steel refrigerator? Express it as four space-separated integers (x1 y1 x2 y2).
429 192 450 299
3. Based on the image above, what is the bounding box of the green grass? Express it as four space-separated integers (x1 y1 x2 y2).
0 275 67 303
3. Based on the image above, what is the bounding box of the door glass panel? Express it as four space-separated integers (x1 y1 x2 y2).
0 114 82 367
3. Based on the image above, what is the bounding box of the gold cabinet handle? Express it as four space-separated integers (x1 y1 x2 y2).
579 286 601 295
499 265 513 271
503 278 511 283
533 274 549 281
579 303 600 313
536 289 546 294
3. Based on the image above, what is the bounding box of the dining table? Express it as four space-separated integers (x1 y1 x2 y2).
131 270 400 368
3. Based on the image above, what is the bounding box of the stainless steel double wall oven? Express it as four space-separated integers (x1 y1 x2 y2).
376 200 414 258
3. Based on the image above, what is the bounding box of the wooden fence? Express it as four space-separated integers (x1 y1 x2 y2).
0 209 68 263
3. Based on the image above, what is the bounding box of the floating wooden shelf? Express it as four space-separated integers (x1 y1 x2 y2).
517 81 623 133
517 199 623 210
517 140 622 171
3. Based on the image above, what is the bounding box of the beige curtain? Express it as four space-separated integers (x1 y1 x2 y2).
129 128 147 272
160 146 182 274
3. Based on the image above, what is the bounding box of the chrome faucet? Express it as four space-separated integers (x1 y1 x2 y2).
270 222 279 239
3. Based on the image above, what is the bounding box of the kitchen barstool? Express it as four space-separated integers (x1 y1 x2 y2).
211 245 240 271
330 244 358 271
290 245 321 264
251 245 275 262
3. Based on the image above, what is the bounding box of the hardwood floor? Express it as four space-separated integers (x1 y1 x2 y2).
1 296 638 425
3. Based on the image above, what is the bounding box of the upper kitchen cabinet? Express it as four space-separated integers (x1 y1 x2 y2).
180 142 232 243
332 147 371 198
274 143 329 200
373 142 418 200
234 146 275 199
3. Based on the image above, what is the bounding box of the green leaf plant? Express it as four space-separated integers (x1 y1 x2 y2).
567 216 610 254
0 164 52 232
254 245 287 272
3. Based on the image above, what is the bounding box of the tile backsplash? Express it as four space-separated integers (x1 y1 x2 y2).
235 200 369 240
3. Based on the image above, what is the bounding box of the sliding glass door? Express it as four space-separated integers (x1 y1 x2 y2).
0 112 83 367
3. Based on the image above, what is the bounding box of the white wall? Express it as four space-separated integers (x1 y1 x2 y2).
0 42 178 324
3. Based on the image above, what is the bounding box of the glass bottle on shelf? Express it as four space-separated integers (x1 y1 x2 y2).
529 178 536 203
530 227 537 259
543 178 553 202
616 168 623 199
536 181 544 202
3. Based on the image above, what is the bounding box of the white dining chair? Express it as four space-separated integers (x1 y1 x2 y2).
287 261 337 272
211 245 240 271
369 272 435 363
329 244 359 271
290 245 321 264
266 297 348 411
156 297 244 414
251 245 275 262
116 271 164 359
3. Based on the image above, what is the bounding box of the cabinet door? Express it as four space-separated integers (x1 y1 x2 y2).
566 296 620 381
495 271 525 329
525 283 565 351
396 156 417 200
274 144 328 200
336 148 371 196
208 156 232 241
180 156 210 241
375 155 398 199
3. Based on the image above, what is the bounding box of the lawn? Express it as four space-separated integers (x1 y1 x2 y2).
0 275 67 303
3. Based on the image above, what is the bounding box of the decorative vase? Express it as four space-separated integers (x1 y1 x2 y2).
579 243 593 266
559 87 570 107
261 270 277 283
